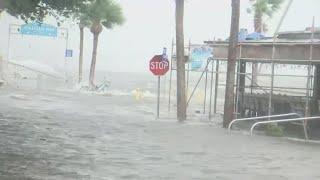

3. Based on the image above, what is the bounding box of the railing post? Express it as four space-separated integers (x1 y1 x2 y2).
213 60 220 114
209 59 215 120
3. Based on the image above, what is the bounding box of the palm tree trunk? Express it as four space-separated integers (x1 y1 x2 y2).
0 55 3 80
175 0 187 121
89 33 99 88
252 13 262 86
254 13 262 33
223 0 240 128
79 26 84 83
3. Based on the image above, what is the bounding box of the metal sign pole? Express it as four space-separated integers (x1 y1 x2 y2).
213 60 220 114
7 25 11 62
168 40 174 112
157 76 161 119
64 29 69 84
150 48 169 119
208 59 215 120
203 59 209 114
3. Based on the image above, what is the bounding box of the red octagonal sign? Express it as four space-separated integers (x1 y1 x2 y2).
149 55 170 76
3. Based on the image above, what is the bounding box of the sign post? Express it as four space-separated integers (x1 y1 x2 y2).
149 48 170 119
157 75 161 118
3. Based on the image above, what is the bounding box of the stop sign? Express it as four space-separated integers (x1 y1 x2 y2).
149 55 170 76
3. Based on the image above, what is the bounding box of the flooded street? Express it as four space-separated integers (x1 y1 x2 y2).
0 87 319 180
2 0 320 179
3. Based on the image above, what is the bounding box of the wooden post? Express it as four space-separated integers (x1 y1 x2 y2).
238 60 246 118
223 0 240 128
175 0 187 121
303 17 315 140
0 55 3 80
311 65 320 115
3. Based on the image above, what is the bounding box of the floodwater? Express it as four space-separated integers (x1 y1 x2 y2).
0 86 320 180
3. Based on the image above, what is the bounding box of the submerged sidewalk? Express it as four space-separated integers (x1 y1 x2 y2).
0 87 319 179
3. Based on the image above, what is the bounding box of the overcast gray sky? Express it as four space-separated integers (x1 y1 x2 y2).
0 0 320 74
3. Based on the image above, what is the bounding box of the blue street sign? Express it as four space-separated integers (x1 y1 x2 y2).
20 22 58 37
65 49 73 58
162 47 168 60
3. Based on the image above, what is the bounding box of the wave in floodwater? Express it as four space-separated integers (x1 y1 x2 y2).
0 86 320 179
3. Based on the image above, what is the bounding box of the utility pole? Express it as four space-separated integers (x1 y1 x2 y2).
0 55 3 80
175 0 187 121
223 0 240 128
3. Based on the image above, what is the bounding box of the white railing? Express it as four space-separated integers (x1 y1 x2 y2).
250 116 320 136
228 113 300 132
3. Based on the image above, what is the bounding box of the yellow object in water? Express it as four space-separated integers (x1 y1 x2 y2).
133 88 144 101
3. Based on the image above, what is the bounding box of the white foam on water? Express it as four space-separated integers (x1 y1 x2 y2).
143 90 157 98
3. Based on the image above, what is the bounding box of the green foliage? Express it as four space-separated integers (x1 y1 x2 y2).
265 124 284 137
249 0 284 17
79 15 91 28
3 0 40 20
2 0 93 22
0 0 5 10
84 0 124 29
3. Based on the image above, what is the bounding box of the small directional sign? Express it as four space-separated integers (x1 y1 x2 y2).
65 49 73 58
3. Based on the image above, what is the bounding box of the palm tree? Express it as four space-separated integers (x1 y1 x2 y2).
223 0 240 128
85 0 124 88
249 0 284 33
78 16 90 83
248 0 284 85
175 0 187 121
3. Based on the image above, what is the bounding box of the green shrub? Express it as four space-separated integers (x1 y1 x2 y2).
265 124 284 137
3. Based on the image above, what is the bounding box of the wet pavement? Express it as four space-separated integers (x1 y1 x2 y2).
0 88 320 179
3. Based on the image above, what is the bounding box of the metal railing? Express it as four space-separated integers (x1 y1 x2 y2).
228 113 300 132
7 61 64 80
250 116 320 136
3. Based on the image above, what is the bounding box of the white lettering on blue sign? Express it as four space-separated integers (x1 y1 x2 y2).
20 22 58 37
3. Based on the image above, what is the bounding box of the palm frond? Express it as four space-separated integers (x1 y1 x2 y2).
84 0 124 29
251 0 284 17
